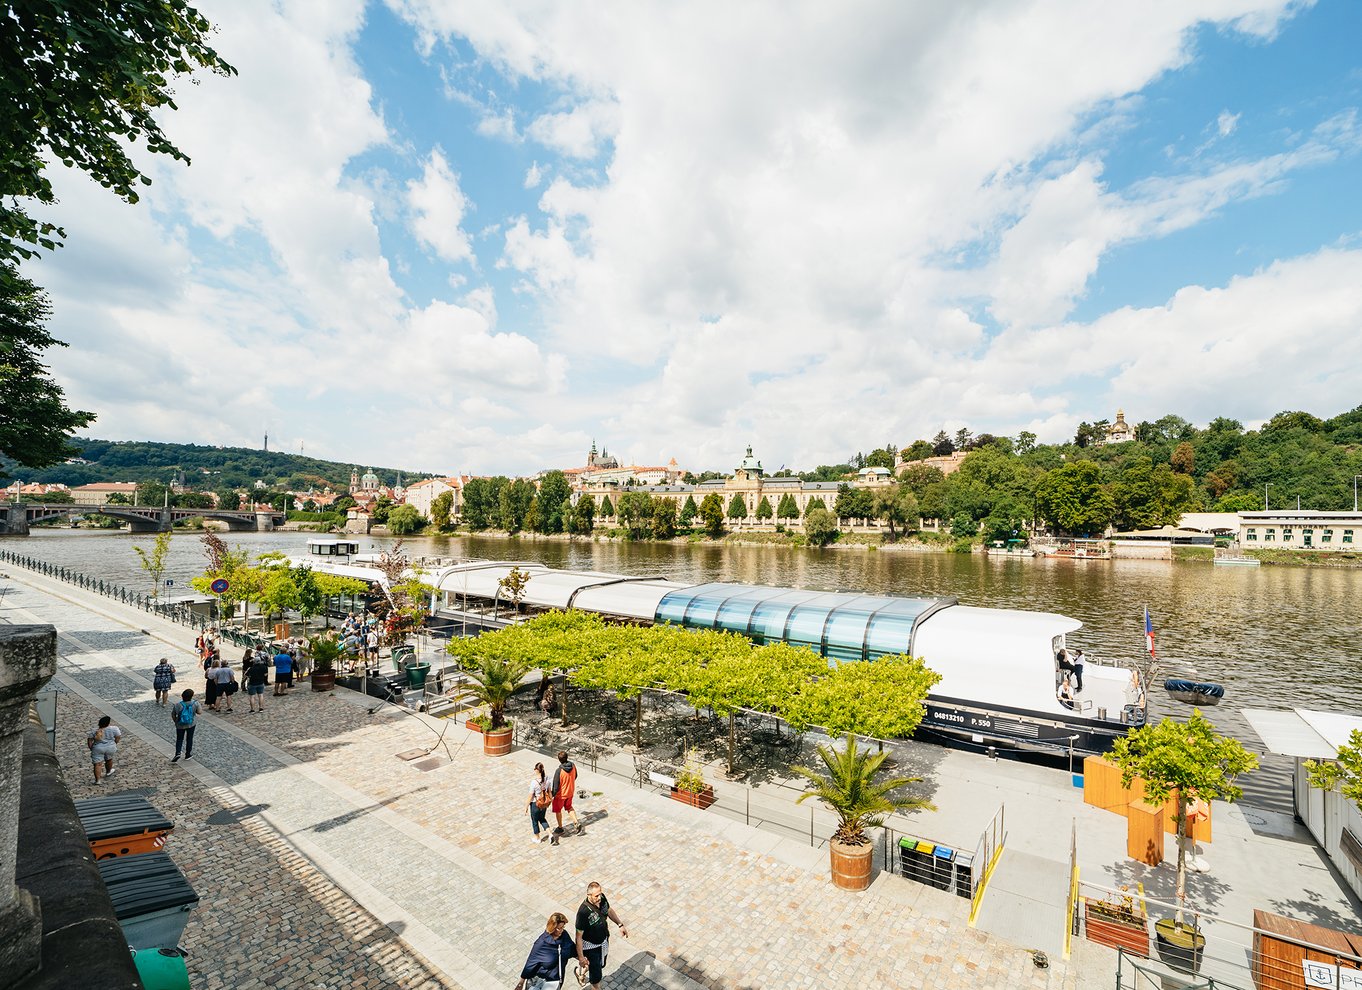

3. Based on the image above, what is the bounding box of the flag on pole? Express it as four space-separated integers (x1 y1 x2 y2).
1144 606 1156 658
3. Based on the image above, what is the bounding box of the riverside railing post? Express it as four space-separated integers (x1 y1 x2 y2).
0 624 57 985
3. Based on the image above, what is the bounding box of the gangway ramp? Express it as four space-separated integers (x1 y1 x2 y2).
971 848 1070 956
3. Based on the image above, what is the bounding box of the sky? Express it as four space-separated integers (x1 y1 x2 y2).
25 0 1362 476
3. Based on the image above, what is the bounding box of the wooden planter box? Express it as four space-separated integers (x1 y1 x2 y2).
830 838 874 891
669 785 716 810
310 671 335 692
466 720 485 733
483 727 513 757
1084 899 1151 956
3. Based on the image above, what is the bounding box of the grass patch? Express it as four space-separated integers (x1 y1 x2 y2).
1173 546 1214 562
1244 548 1362 567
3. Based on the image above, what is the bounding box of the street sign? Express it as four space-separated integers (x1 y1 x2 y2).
210 578 229 594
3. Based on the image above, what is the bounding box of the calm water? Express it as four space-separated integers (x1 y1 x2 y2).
14 529 1362 739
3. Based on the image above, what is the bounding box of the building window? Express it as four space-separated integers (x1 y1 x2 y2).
1246 529 1258 541
1265 529 1275 541
1323 530 1333 543
1283 529 1293 541
1345 530 1355 544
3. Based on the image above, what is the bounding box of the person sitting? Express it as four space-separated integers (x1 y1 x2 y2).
1058 675 1077 710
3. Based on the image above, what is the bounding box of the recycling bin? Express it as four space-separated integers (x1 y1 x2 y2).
132 947 191 990
391 646 415 670
900 838 937 886
405 661 431 690
953 850 976 899
98 852 199 950
75 795 174 860
930 845 956 890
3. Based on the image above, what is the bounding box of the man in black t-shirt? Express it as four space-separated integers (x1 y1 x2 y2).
574 881 629 988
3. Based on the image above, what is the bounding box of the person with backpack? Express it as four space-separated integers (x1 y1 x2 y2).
550 750 582 843
171 689 203 762
527 762 552 843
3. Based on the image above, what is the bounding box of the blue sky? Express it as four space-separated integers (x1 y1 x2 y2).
27 0 1362 476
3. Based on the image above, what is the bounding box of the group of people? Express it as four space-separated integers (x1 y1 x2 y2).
1055 646 1087 708
526 751 583 845
339 613 380 664
515 882 629 990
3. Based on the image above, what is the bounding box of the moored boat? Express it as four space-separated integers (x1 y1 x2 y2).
1163 678 1225 706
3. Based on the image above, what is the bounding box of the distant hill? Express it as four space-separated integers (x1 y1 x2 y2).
0 438 427 492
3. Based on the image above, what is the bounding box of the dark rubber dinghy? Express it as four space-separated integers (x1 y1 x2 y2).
1164 678 1225 706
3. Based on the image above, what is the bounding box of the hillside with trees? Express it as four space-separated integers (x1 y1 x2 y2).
0 437 423 494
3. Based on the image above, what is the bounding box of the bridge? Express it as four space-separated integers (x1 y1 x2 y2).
0 502 286 535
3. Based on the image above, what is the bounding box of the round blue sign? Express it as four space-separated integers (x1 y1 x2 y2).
210 579 230 594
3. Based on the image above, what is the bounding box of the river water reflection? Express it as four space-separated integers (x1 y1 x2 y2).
17 529 1362 738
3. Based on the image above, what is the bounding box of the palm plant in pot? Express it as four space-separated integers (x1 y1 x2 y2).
792 732 932 891
308 633 342 693
669 748 716 810
1108 709 1257 974
457 653 535 756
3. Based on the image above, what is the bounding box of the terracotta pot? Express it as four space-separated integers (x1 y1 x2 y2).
668 785 716 810
1084 901 1150 956
466 720 485 733
310 671 336 693
483 727 513 756
829 838 873 891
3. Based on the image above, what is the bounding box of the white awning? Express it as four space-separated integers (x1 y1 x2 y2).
573 579 690 620
1241 708 1362 758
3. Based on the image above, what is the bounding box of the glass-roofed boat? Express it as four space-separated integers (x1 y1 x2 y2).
408 558 1149 755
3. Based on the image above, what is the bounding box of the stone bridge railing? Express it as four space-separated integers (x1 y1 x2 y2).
0 502 284 535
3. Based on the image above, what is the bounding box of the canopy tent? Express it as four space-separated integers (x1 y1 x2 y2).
1111 525 1215 543
1243 708 1362 758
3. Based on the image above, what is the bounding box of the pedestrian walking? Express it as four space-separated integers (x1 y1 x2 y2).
87 715 123 784
365 627 378 662
574 882 629 990
527 762 552 843
171 690 202 762
272 645 293 696
204 660 221 711
152 658 177 706
245 651 270 713
551 750 582 842
516 913 575 990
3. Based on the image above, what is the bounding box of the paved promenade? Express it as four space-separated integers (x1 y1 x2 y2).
4 569 1085 990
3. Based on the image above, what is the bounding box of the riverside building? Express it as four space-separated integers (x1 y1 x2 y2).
1237 510 1362 551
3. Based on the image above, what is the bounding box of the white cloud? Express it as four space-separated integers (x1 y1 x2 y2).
526 100 620 159
1217 110 1241 137
524 161 543 188
406 149 474 264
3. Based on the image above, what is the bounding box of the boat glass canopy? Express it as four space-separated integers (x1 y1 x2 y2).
653 582 956 661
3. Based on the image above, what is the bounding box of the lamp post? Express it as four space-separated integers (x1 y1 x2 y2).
1264 483 1272 510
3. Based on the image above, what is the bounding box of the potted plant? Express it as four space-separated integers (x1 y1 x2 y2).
465 713 490 733
792 732 931 891
1083 886 1149 956
456 654 534 756
669 748 716 810
308 633 342 693
1108 710 1258 973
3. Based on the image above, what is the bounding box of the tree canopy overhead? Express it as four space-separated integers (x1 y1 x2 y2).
1 0 236 262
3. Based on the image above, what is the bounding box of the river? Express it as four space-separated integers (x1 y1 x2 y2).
12 528 1362 741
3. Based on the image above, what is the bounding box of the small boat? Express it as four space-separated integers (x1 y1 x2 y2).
1163 678 1225 706
1213 556 1260 567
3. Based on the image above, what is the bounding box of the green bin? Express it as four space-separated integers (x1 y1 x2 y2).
391 646 414 670
405 661 431 690
132 947 190 990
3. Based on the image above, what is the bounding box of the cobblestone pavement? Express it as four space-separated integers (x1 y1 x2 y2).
8 573 1085 990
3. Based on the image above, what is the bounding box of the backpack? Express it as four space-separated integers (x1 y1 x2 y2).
175 701 196 726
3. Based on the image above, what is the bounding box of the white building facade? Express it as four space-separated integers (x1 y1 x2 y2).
1237 510 1362 551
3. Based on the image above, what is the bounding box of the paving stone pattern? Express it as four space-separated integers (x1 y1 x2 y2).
9 575 1082 990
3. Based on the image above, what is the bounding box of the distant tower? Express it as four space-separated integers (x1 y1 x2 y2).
264 432 269 452
350 467 360 493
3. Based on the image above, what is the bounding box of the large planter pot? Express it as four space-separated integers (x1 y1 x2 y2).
829 838 874 891
483 726 513 757
310 671 336 693
669 785 716 810
1154 919 1204 974
1083 900 1150 956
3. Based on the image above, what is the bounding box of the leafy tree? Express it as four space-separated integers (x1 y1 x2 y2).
699 493 725 537
174 490 213 509
617 491 653 539
497 565 532 609
755 496 773 521
331 494 356 513
1015 431 1037 455
535 470 572 534
949 513 976 538
132 530 172 598
0 268 96 466
803 506 839 546
776 493 799 520
369 494 394 524
874 485 920 538
1 1 235 263
727 493 747 521
386 504 426 535
1073 421 1099 448
430 490 453 530
901 439 934 461
953 428 973 452
1035 461 1113 534
931 431 954 456
651 497 678 539
864 447 896 469
799 464 854 482
1171 442 1195 474
1306 729 1362 804
792 733 931 845
216 488 242 511
803 496 826 515
497 478 535 532
567 494 595 535
598 494 614 519
679 495 698 527
1108 711 1257 926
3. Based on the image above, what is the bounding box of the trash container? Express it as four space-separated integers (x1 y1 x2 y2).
901 839 936 886
953 851 975 899
75 795 174 860
131 947 190 990
405 661 431 690
98 852 199 950
930 845 956 891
